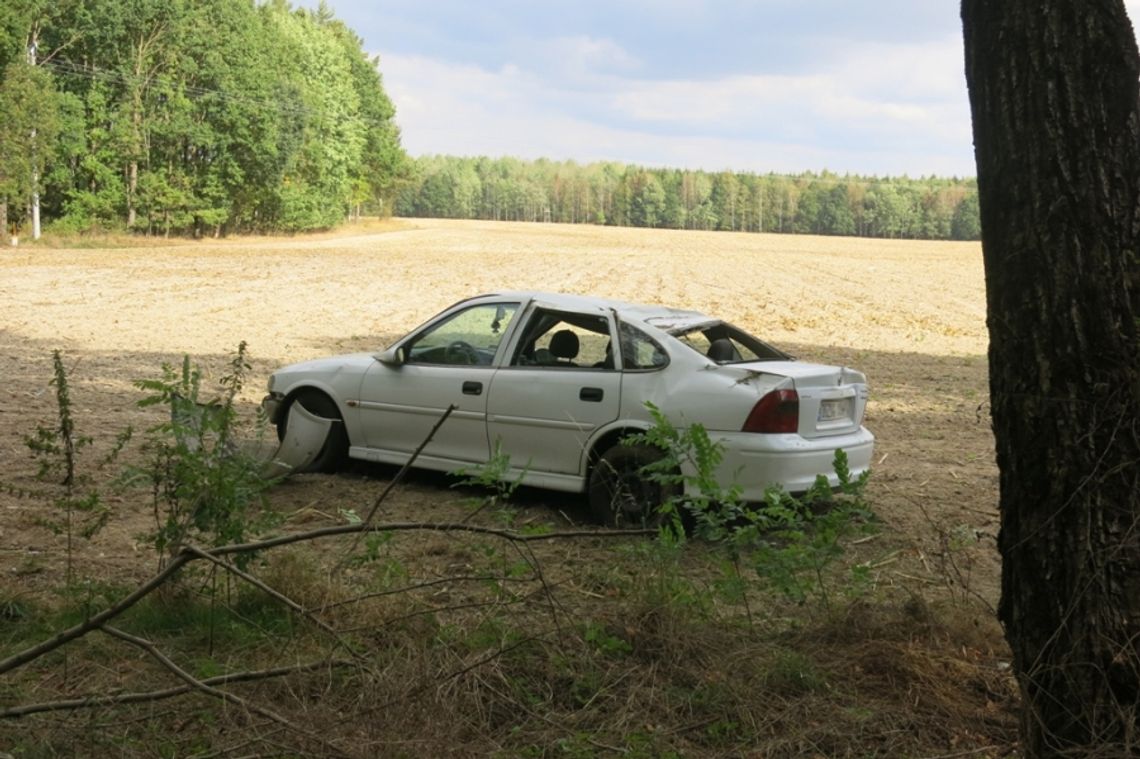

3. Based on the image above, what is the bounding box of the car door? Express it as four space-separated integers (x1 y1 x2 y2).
357 301 520 464
485 306 622 476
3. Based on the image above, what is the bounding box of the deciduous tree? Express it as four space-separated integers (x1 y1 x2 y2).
0 61 59 243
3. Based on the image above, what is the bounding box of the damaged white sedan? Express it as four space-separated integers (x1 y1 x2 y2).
262 291 874 525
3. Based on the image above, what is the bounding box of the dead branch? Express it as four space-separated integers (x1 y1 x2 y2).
0 657 356 718
475 674 628 754
0 552 192 675
183 545 354 651
361 629 557 718
100 625 351 758
361 404 456 527
320 573 540 611
0 522 648 677
505 539 565 632
335 404 457 570
212 520 655 558
340 593 534 635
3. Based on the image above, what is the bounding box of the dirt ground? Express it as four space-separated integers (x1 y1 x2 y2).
0 218 998 604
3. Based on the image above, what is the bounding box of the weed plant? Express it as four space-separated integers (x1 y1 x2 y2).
125 342 278 568
454 439 531 527
628 401 875 610
21 350 129 585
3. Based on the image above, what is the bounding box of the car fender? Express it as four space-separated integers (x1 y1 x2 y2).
276 374 364 443
579 419 655 477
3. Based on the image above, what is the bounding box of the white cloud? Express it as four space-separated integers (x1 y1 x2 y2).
331 0 1140 178
832 34 967 102
380 26 976 178
607 74 830 125
542 36 641 77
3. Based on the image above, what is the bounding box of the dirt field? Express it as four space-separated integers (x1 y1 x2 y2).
0 217 998 600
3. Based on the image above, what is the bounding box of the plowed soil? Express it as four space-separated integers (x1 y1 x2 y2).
0 218 998 601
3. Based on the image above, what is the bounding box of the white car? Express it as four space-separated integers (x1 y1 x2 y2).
262 291 874 525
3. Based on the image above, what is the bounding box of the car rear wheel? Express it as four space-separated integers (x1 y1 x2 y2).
278 391 348 473
588 443 678 528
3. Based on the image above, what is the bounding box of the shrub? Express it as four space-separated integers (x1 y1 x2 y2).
628 402 874 609
126 343 278 568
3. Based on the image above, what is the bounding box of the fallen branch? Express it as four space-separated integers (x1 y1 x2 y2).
101 625 351 758
184 545 352 649
361 404 456 527
0 657 356 718
0 522 651 676
214 521 655 558
475 674 628 755
358 628 557 719
340 594 532 634
321 572 540 610
506 538 565 632
335 403 457 571
0 552 192 675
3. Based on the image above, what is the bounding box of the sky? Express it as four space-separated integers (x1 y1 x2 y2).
299 1 1140 179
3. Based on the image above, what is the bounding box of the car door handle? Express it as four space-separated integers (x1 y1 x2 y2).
462 381 483 396
579 387 604 402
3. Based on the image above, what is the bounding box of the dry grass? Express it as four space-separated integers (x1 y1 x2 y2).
1 531 1017 758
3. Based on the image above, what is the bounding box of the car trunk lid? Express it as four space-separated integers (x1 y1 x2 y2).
730 360 868 439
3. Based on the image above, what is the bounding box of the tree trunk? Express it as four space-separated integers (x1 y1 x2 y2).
127 158 138 229
0 201 7 246
962 1 1140 754
126 94 140 228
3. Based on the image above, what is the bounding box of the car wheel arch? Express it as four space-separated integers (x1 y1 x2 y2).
586 438 681 527
279 385 344 422
585 424 653 475
275 387 350 473
275 386 347 442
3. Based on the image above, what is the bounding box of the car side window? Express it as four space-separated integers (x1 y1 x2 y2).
511 309 614 369
405 303 519 365
619 321 668 370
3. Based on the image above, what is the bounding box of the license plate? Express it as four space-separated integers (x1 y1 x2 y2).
818 398 853 423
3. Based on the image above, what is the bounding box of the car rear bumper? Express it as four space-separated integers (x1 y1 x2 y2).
707 426 875 501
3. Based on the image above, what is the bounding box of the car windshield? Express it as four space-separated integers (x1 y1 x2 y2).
667 320 791 364
406 302 519 365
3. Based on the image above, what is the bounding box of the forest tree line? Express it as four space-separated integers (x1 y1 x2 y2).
395 156 981 241
1 0 978 242
0 0 407 238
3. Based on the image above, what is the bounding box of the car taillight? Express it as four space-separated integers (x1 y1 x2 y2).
742 389 799 433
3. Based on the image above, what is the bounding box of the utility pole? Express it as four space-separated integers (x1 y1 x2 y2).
28 38 40 241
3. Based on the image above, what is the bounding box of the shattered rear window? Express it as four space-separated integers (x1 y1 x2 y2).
669 321 791 364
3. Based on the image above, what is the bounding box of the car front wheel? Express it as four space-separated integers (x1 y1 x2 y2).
587 443 678 528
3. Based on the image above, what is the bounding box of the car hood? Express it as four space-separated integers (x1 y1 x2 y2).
271 352 376 380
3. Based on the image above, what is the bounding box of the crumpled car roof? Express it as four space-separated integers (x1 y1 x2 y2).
484 290 709 328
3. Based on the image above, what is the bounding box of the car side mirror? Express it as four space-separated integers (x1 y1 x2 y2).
375 346 405 366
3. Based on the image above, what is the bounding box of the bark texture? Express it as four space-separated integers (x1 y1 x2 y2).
962 1 1140 754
